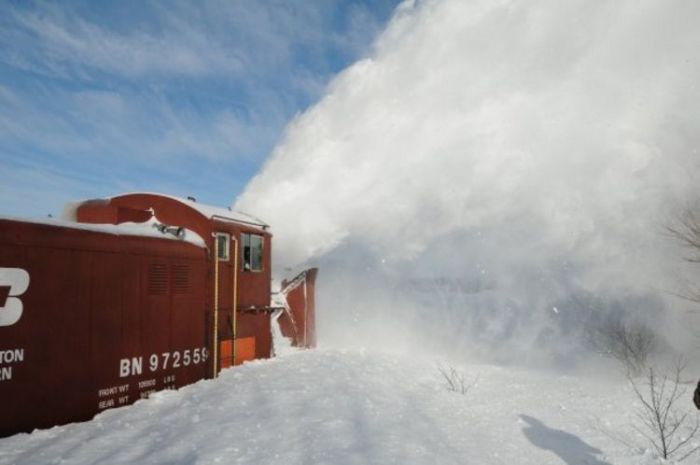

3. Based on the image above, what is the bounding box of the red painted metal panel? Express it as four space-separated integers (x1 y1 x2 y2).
0 191 316 437
279 268 318 348
0 219 209 437
78 193 273 309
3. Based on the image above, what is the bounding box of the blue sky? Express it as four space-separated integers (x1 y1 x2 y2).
0 0 400 218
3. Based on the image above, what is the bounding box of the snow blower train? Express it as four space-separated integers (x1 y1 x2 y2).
0 193 317 437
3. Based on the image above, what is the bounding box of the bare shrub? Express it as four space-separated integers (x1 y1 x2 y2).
667 205 700 304
628 360 700 461
668 206 700 266
437 363 478 395
587 316 657 375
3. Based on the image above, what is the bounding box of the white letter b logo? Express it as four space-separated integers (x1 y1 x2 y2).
0 268 30 327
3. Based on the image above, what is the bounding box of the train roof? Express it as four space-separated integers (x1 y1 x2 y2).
101 193 269 230
0 215 207 247
64 192 271 245
143 193 268 229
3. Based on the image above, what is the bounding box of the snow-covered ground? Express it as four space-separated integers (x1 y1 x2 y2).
0 349 695 465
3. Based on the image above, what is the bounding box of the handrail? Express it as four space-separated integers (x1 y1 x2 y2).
212 236 220 378
232 235 239 367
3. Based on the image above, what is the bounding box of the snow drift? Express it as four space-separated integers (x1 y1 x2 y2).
235 0 700 364
0 350 668 465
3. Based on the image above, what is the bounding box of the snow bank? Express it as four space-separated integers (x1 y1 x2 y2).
0 349 687 465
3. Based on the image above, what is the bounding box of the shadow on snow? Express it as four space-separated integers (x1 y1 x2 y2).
520 414 612 465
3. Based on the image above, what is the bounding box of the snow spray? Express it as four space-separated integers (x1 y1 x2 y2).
236 0 700 366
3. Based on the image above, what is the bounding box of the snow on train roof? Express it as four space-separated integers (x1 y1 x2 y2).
116 193 269 229
0 215 206 248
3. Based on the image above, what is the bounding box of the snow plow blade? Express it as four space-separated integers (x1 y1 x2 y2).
278 268 318 348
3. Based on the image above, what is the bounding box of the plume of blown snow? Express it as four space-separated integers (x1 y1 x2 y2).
236 0 700 366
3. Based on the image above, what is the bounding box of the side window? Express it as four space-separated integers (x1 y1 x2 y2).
215 233 230 261
242 233 264 272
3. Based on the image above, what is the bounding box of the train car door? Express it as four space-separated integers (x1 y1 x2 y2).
212 232 238 375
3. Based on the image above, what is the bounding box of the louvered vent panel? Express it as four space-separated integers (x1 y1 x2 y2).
171 264 191 294
148 264 168 295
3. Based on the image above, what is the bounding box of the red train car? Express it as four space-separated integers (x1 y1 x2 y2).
0 193 317 438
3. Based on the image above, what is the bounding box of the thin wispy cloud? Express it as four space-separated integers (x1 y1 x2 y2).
0 0 400 216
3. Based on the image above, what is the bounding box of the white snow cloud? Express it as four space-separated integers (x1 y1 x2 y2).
236 0 700 364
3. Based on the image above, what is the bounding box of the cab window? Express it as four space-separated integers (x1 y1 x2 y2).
242 233 263 272
215 233 230 261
